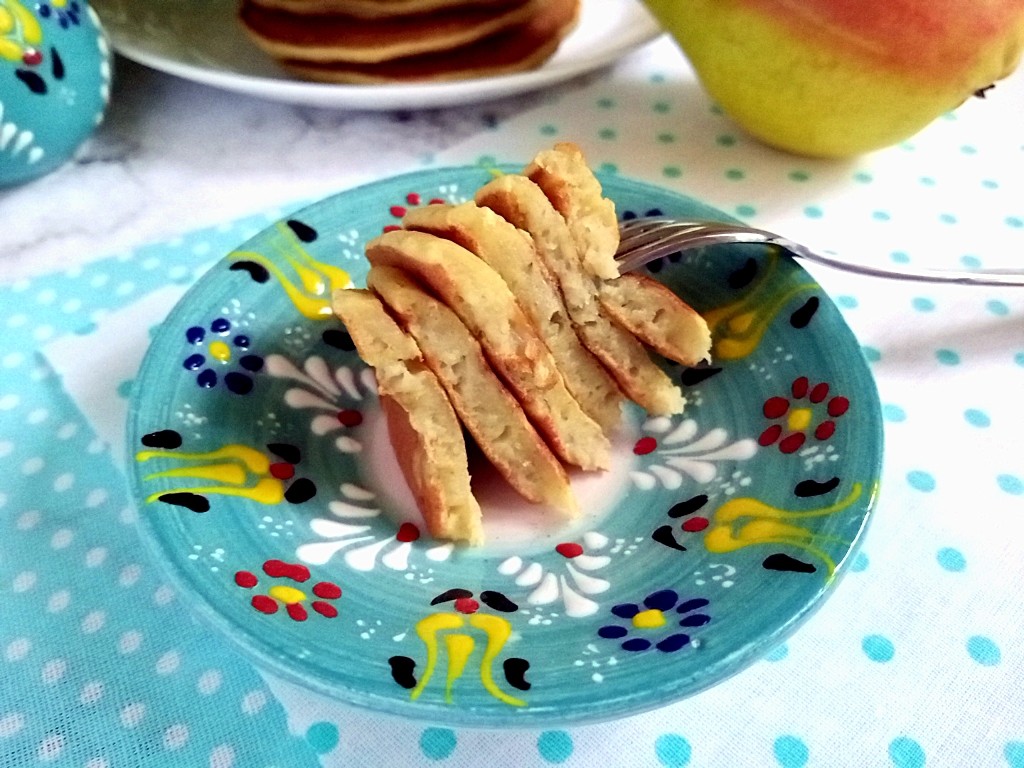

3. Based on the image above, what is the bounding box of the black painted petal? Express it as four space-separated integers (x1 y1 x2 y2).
322 329 355 351
652 525 687 552
668 495 708 518
284 478 316 504
503 658 531 691
795 477 841 497
267 443 301 464
680 364 722 387
679 613 711 628
51 47 64 80
728 257 758 289
286 219 318 243
141 429 182 449
16 69 47 95
388 656 416 689
763 553 817 573
229 261 270 283
622 638 651 652
790 296 820 329
479 590 518 613
598 625 628 639
430 588 473 606
158 492 209 513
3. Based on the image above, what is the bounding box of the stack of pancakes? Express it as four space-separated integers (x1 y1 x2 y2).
333 143 712 545
238 0 580 84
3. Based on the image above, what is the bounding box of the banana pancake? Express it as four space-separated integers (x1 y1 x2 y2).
365 229 611 471
249 0 511 19
279 0 579 84
368 265 578 517
239 0 535 64
526 143 713 368
402 201 623 432
475 173 687 416
331 288 484 544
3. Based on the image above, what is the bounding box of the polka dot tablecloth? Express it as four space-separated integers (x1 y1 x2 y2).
3 35 1024 768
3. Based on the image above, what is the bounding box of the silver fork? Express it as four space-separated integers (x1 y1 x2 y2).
615 217 1024 287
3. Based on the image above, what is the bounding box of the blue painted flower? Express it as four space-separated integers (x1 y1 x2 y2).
597 589 710 653
182 318 264 395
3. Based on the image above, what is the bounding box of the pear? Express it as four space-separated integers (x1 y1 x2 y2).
643 0 1024 157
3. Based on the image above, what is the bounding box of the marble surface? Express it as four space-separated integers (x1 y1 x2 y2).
0 55 595 282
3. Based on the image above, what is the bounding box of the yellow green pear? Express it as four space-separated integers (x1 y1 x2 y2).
643 0 1024 158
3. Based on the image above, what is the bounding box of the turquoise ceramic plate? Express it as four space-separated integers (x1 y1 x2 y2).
126 166 882 727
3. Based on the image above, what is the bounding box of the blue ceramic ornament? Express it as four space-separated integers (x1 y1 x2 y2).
0 0 112 187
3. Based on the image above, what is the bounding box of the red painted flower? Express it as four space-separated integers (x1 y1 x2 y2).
234 559 341 621
759 377 849 454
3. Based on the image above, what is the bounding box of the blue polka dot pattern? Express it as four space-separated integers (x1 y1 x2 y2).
911 297 935 312
1005 741 1024 768
837 295 859 309
851 552 869 572
890 251 911 264
964 409 991 427
1015 351 1024 367
907 470 936 492
538 730 574 764
997 474 1023 495
862 346 881 363
937 548 966 572
803 205 823 219
765 643 789 662
986 299 1010 316
966 636 1001 666
889 737 926 768
305 721 339 754
862 634 895 663
936 349 961 365
960 254 982 268
882 404 907 422
655 733 692 767
420 728 457 761
774 735 809 768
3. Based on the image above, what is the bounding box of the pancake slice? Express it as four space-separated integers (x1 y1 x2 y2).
525 142 621 281
239 0 536 64
402 202 623 432
599 273 712 367
365 229 611 471
280 0 579 84
331 288 483 544
475 174 686 416
525 142 713 368
368 265 578 517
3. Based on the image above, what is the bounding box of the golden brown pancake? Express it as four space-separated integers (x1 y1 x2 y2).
331 288 483 544
280 0 579 84
368 265 578 517
365 229 611 471
524 143 713 368
402 201 623 432
249 0 513 19
239 0 536 64
475 174 687 416
599 273 712 367
525 143 621 281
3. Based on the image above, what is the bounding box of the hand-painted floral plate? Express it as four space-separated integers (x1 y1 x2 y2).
126 165 882 727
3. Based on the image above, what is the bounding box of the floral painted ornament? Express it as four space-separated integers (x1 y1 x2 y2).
235 559 342 621
760 376 850 453
0 0 111 186
598 590 711 653
135 432 317 512
183 317 264 394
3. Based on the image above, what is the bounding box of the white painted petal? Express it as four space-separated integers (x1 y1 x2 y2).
516 561 543 587
528 572 559 605
327 501 379 519
629 471 656 490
